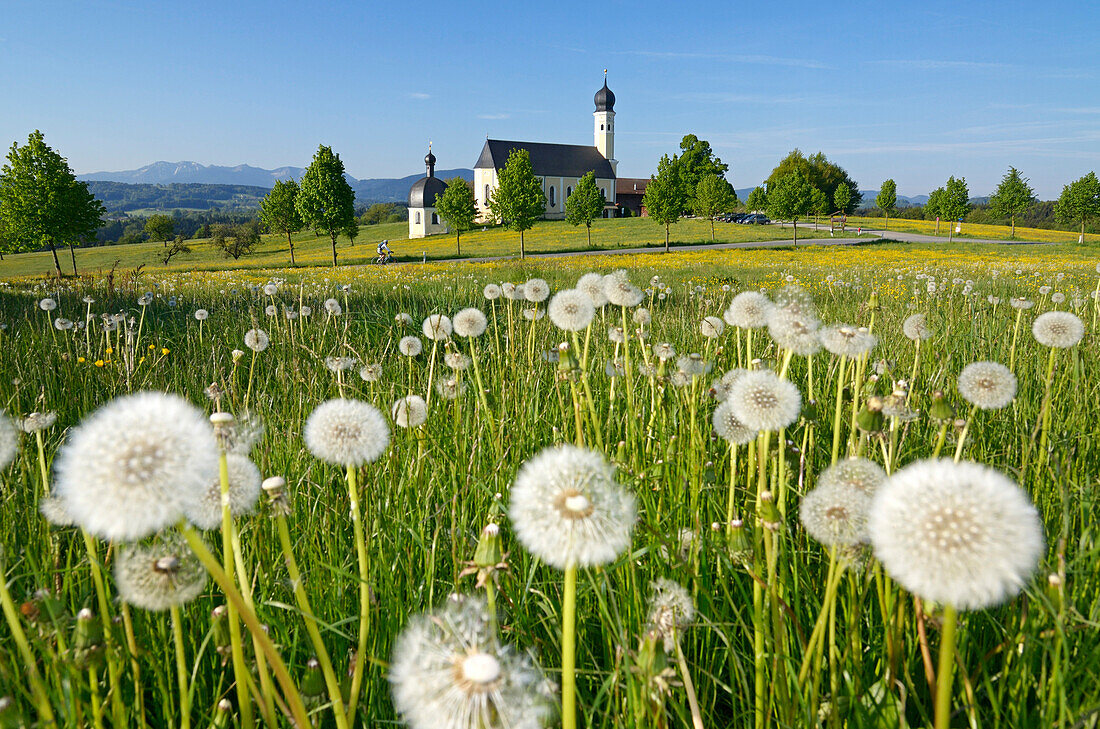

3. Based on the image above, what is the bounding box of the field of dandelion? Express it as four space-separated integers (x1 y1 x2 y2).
846 215 1100 244
0 217 853 279
0 243 1098 729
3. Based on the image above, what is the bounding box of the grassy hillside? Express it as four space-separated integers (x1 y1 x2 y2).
849 215 1100 243
0 218 849 279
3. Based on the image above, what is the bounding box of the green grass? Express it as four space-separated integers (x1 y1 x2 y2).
0 217 853 279
0 250 1097 728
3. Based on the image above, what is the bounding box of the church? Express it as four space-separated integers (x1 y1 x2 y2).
408 78 620 238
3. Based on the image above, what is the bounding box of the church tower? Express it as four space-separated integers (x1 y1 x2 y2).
593 73 617 175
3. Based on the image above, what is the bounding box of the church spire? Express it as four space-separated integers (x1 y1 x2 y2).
424 141 436 178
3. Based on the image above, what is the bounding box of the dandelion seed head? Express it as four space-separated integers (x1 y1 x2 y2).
389 593 554 729
324 356 357 373
263 283 278 296
184 454 263 530
39 496 73 527
115 532 206 611
399 336 424 357
603 270 643 308
902 313 933 341
818 458 886 495
194 309 209 321
712 400 757 445
633 308 652 326
54 392 218 542
766 303 821 356
423 314 453 341
483 283 502 300
646 579 694 652
324 298 342 315
727 370 801 432
711 368 750 402
1051 292 1066 304
577 272 608 307
799 483 873 547
869 459 1044 610
244 329 269 352
608 326 625 344
395 312 414 326
676 354 712 377
265 304 278 317
304 399 391 466
1009 298 1033 310
444 351 471 370
453 308 488 338
652 342 675 361
392 395 428 428
54 318 73 331
700 316 725 338
521 308 544 321
524 278 550 303
508 445 636 570
1032 311 1084 348
958 361 1017 410
359 364 382 382
820 324 877 358
39 298 57 312
435 377 466 400
20 412 57 433
548 289 595 332
502 283 525 301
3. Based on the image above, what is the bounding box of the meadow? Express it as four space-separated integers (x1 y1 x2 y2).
845 215 1100 244
0 217 851 279
0 241 1098 729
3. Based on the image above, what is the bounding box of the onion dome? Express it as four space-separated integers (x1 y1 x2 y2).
594 80 615 112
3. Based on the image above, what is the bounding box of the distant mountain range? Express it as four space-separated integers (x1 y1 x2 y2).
78 161 474 205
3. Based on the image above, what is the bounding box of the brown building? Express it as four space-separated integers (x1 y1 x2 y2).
616 177 649 217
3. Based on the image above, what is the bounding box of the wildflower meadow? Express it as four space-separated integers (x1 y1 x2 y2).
0 246 1098 729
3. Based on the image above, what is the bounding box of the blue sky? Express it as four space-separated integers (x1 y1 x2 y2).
2 0 1098 198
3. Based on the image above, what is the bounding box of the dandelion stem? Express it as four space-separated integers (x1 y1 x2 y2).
935 604 959 729
562 563 578 729
170 604 191 729
217 450 254 729
0 558 57 727
673 637 705 729
953 404 977 463
1037 347 1058 468
80 530 125 727
345 464 372 722
177 522 310 729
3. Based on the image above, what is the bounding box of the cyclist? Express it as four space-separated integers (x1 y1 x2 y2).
376 239 392 264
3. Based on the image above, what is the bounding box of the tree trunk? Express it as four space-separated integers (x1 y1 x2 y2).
1082 220 1086 236
586 223 591 248
665 223 670 252
456 230 461 257
68 241 78 275
50 242 62 278
935 219 941 235
885 214 889 232
1011 218 1015 239
287 232 296 266
793 220 798 245
710 218 715 241
330 233 338 267
519 229 525 259
949 226 954 244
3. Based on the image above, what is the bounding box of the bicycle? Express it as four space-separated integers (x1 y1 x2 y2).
374 251 393 265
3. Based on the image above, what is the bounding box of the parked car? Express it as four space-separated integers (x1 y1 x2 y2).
740 214 770 225
728 213 747 223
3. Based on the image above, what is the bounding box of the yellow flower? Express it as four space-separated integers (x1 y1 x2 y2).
77 356 86 363
148 344 156 350
105 347 113 355
95 360 104 367
161 347 170 355
139 357 146 364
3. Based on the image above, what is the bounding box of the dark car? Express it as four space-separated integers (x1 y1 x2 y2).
740 214 770 225
728 213 748 223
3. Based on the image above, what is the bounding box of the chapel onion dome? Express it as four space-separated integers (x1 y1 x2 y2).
425 150 436 168
594 80 615 112
408 176 446 208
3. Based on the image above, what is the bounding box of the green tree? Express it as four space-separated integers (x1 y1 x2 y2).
926 187 946 235
434 177 478 256
0 130 106 277
296 145 358 267
487 148 545 259
988 167 1036 239
834 183 853 229
1054 171 1100 237
671 134 729 207
746 186 768 213
876 179 898 231
810 187 829 230
766 149 861 212
766 169 813 244
564 171 606 247
212 221 260 260
642 155 688 252
941 176 971 243
144 214 175 247
259 179 303 266
693 173 738 240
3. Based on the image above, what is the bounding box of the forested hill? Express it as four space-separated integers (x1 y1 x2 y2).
86 182 270 214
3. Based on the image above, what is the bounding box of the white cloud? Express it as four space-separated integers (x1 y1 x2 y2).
477 113 510 120
408 92 431 100
613 50 832 70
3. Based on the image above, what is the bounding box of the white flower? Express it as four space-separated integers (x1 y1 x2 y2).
799 482 873 547
727 370 801 432
325 356 358 373
115 532 206 611
54 318 73 331
0 414 18 470
521 308 544 321
422 314 453 341
453 308 488 338
957 362 1017 410
299 306 312 318
399 336 423 357
502 283 524 301
54 392 219 542
390 593 554 729
652 343 675 361
766 295 821 356
712 400 756 445
820 325 877 358
194 309 209 321
483 283 502 300
184 454 263 530
509 445 635 569
577 272 608 307
700 316 725 338
869 459 1044 610
265 304 278 317
359 364 382 382
304 399 391 466
395 312 414 326
39 298 58 311
444 351 471 370
603 270 643 308
244 328 269 352
724 291 773 329
263 283 278 296
817 458 886 495
548 289 595 332
524 278 550 303
1032 311 1084 348
392 395 428 428
646 579 695 652
324 298 342 315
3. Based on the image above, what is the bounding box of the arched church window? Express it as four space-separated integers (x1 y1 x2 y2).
415 211 421 224
549 186 555 207
600 124 604 130
431 213 438 225
567 186 572 199
484 184 490 202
